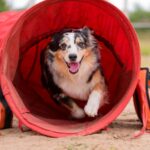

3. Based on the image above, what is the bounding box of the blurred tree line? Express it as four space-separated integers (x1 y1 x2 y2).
0 0 150 22
129 4 150 22
0 0 8 12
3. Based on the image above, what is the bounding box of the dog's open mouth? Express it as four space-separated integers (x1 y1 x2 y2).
68 62 80 74
65 57 83 74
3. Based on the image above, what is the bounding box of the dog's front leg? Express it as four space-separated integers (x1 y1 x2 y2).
54 93 85 119
84 84 105 117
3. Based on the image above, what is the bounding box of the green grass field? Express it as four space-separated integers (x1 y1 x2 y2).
136 29 150 55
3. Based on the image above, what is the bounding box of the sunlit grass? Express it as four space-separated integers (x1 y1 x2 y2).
141 55 150 67
140 40 150 55
136 29 150 55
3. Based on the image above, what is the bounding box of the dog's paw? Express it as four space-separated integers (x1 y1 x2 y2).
71 107 85 119
84 91 101 117
84 103 99 117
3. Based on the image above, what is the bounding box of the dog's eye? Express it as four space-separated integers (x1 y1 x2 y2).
60 43 67 50
78 42 85 48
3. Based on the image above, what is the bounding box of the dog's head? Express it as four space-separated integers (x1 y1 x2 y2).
48 27 99 74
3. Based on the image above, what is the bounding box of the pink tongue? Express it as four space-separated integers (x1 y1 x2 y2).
69 63 80 73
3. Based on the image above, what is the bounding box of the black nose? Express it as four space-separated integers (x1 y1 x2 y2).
69 54 77 61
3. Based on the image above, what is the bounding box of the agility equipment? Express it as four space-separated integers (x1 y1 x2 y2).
0 0 149 137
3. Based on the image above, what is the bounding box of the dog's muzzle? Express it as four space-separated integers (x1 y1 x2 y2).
65 57 84 74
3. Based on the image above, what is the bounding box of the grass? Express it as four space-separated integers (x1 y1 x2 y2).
141 55 150 67
136 29 150 55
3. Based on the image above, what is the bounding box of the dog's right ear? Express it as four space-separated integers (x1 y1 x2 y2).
48 31 64 52
48 40 59 52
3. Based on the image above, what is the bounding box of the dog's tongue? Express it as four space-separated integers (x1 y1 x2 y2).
69 62 80 74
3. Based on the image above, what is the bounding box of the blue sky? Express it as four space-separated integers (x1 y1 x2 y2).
6 0 150 11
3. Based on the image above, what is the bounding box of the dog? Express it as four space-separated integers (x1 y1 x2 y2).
40 27 108 119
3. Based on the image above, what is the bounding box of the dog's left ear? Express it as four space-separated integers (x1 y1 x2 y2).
81 26 94 37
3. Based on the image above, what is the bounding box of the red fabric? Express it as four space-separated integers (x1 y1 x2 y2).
133 69 150 134
0 0 140 137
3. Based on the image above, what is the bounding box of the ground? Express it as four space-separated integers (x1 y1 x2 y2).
0 56 150 150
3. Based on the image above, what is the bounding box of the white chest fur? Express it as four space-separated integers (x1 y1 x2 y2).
53 73 91 101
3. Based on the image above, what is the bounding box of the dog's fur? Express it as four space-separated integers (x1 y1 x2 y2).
40 27 107 119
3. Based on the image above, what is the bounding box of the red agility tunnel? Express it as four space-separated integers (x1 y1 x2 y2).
0 0 140 137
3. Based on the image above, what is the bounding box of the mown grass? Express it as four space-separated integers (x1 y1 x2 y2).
136 29 150 55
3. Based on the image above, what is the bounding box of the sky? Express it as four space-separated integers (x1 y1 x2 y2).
6 0 150 11
109 0 150 11
6 0 43 9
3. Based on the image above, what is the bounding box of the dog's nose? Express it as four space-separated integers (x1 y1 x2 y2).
69 54 77 61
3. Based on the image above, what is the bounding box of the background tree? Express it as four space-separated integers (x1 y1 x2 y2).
0 0 8 12
129 4 150 22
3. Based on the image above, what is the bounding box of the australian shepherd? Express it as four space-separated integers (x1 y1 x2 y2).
40 27 108 119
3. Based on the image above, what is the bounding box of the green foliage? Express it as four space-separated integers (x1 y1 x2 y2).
129 4 150 55
129 4 150 22
0 0 8 12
